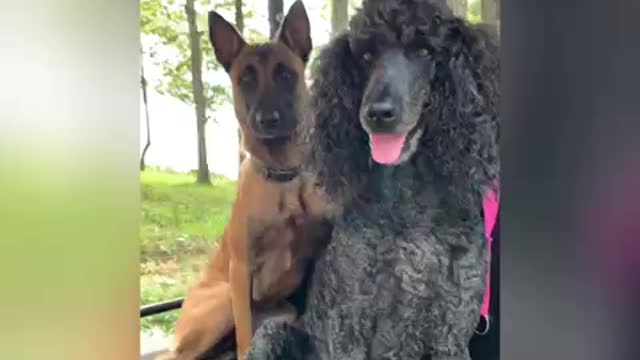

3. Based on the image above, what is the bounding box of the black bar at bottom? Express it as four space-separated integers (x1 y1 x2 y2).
140 298 184 318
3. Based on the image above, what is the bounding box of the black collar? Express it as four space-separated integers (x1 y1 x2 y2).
251 158 300 183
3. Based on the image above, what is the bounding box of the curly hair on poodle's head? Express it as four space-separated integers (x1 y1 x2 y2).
307 0 499 207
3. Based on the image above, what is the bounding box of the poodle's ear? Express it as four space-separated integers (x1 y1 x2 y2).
308 34 372 203
208 11 246 72
443 22 499 111
428 20 500 193
276 1 312 63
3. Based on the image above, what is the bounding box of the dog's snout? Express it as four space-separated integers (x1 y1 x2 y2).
257 111 281 130
366 100 395 122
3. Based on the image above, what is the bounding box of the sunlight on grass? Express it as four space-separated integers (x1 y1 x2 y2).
140 169 236 333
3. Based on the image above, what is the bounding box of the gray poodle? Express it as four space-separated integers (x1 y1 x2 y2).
247 0 500 359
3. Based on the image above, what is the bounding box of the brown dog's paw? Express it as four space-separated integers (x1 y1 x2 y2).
152 350 177 360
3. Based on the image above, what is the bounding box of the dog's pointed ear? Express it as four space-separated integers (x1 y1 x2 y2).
276 0 312 63
208 11 246 72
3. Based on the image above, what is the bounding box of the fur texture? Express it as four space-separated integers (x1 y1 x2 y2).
247 0 500 359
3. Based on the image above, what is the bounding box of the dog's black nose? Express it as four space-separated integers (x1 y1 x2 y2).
257 111 280 130
366 100 395 122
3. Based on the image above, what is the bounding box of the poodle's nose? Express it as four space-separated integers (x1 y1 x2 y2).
366 100 395 123
256 111 280 130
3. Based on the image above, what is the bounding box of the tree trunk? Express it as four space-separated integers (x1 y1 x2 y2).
331 0 349 36
186 0 210 185
140 61 151 171
447 0 468 19
235 0 244 34
268 0 284 38
481 0 499 36
481 0 498 23
235 0 246 174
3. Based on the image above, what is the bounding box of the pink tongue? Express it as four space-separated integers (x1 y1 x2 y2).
369 134 407 165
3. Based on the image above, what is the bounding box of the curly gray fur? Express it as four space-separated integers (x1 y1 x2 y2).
247 0 500 359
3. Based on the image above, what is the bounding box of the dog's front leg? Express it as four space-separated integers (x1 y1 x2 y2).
230 257 253 358
225 187 254 359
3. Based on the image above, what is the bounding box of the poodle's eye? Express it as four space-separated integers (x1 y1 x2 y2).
416 48 430 57
362 52 373 62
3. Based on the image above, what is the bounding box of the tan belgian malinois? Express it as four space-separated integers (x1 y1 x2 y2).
169 2 330 359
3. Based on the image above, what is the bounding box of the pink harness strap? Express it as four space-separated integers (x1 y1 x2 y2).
479 189 499 332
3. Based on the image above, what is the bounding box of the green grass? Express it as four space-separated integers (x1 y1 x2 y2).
140 169 236 334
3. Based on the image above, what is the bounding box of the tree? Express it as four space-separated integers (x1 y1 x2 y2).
141 0 231 184
481 0 499 32
234 0 244 33
186 0 211 184
331 0 349 36
235 0 246 171
140 59 152 171
447 0 468 19
268 0 284 38
467 0 481 23
141 0 262 181
349 0 362 13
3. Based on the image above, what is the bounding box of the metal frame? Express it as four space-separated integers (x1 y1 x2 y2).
140 298 184 318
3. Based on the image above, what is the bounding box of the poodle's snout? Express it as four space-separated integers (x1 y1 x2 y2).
363 94 401 133
362 79 399 131
366 100 395 123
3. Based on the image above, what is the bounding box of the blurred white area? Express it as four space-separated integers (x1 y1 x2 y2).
139 90 239 179
140 329 171 357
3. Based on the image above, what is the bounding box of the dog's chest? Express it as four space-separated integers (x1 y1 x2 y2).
326 199 439 293
249 184 327 257
305 193 457 356
247 183 330 303
306 193 488 359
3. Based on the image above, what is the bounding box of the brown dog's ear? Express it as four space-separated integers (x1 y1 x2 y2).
208 11 246 72
276 0 312 63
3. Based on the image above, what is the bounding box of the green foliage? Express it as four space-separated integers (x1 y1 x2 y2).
349 0 362 14
140 0 233 114
468 0 481 23
140 169 235 261
140 263 196 334
140 169 236 333
320 0 330 23
245 27 269 43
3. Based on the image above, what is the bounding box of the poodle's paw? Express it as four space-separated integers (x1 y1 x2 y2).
246 319 311 360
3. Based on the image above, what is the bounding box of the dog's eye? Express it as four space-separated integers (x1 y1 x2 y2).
274 63 296 86
416 48 430 57
362 52 373 62
239 66 256 86
279 69 293 82
240 74 252 85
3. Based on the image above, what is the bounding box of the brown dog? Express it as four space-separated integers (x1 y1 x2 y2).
169 2 330 359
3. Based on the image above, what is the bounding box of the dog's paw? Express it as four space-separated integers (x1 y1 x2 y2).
151 351 176 360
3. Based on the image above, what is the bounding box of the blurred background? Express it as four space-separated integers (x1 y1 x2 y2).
138 0 500 352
